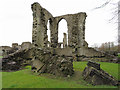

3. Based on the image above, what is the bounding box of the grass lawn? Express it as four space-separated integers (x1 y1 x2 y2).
2 62 119 88
0 56 3 58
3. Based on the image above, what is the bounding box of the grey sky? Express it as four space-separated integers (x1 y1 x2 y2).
0 0 119 47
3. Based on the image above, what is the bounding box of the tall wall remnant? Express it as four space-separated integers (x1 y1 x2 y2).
31 2 104 57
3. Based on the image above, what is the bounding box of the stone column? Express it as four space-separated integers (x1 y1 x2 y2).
77 13 87 48
31 3 46 48
63 33 67 48
50 19 58 48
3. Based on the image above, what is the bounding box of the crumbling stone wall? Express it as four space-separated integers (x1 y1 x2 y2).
12 43 18 48
31 2 104 58
1 42 33 71
31 3 74 76
54 13 87 53
21 42 32 50
1 46 12 58
31 2 54 48
31 2 107 76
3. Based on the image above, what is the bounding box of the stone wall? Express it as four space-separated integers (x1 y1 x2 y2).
77 47 104 57
0 46 12 58
31 2 105 58
21 42 32 50
1 42 33 71
54 48 72 56
30 2 110 77
31 2 54 48
54 13 87 49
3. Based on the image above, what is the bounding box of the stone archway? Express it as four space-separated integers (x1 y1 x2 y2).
46 18 52 48
57 18 68 48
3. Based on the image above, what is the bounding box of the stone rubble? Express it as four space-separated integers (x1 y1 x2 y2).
1 42 33 71
82 61 119 86
31 48 74 77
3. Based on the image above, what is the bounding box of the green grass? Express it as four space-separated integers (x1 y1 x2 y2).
0 56 3 58
2 62 119 88
118 53 120 58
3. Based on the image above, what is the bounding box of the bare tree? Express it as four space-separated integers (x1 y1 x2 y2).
94 0 120 52
94 0 112 9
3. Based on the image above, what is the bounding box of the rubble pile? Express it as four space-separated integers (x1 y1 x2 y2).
2 48 33 71
32 48 74 77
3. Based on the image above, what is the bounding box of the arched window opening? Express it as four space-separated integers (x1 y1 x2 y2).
61 44 63 48
58 19 68 48
47 20 51 44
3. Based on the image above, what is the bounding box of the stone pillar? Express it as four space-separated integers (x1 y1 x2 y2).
50 19 58 48
31 3 46 48
77 13 87 48
77 13 87 56
63 33 67 48
70 13 87 59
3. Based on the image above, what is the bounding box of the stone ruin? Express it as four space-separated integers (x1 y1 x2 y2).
31 2 105 76
0 2 119 86
1 42 33 71
82 61 119 86
31 2 104 58
30 2 119 85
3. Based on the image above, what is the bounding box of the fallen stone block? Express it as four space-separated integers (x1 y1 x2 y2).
31 48 74 77
82 60 119 86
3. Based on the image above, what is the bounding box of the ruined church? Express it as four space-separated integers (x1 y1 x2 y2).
31 2 105 76
1 2 118 86
31 2 104 58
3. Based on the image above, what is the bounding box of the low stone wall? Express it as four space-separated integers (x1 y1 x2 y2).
54 47 72 56
77 47 104 57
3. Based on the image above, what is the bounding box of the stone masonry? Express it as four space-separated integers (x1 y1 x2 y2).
31 2 104 58
31 2 106 76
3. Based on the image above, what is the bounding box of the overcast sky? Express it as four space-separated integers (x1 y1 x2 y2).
0 0 119 47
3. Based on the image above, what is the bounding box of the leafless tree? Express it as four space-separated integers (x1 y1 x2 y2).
94 0 120 52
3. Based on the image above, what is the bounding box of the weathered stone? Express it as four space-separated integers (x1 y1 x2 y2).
87 60 100 70
32 47 74 77
63 33 67 48
12 43 18 48
31 2 105 59
82 61 118 86
1 42 33 71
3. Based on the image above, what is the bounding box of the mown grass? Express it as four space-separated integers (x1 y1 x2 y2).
118 53 120 58
0 56 3 58
2 62 119 88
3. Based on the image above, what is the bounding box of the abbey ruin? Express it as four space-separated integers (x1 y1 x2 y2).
1 2 118 86
31 2 104 58
31 2 105 76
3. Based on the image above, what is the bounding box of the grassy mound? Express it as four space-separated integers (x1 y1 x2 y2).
2 62 119 88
